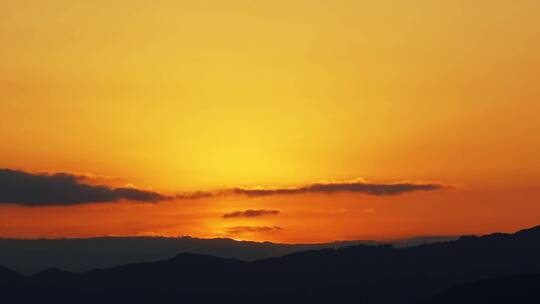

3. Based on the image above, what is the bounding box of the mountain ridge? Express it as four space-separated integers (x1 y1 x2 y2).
1 224 540 303
0 234 457 274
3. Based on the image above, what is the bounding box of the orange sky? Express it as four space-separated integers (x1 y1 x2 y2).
0 0 539 242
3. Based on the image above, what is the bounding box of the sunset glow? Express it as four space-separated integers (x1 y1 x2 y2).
1 0 539 242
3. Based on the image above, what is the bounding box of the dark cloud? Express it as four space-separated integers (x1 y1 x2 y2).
0 169 169 206
225 179 447 197
226 226 283 235
222 209 280 219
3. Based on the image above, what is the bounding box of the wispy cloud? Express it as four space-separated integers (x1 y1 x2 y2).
224 179 446 197
222 209 280 219
226 226 283 235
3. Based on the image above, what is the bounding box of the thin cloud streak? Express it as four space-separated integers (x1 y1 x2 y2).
222 209 280 219
226 226 283 235
225 180 446 197
177 179 449 200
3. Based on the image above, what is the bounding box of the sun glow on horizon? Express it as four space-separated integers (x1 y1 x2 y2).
1 0 539 242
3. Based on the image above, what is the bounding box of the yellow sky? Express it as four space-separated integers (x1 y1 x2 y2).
0 1 539 242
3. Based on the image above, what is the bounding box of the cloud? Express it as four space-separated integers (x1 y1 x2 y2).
222 209 280 219
224 179 447 197
0 168 169 206
174 191 216 200
0 168 449 207
226 226 283 235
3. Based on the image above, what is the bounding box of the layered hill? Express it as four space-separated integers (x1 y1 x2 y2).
1 225 539 303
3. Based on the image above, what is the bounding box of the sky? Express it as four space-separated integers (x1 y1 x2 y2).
0 0 539 242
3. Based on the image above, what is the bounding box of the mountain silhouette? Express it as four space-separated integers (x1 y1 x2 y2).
1 225 540 303
0 235 456 274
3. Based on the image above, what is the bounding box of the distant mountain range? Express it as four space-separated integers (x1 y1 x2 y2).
0 235 456 274
1 226 539 303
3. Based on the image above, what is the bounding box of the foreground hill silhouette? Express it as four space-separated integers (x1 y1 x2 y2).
420 273 540 304
1 225 540 304
0 266 22 285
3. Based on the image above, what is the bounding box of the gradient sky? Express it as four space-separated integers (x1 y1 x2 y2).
1 0 539 242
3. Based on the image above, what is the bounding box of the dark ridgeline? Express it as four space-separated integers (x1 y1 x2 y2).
1 225 540 304
0 237 379 275
0 236 456 275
